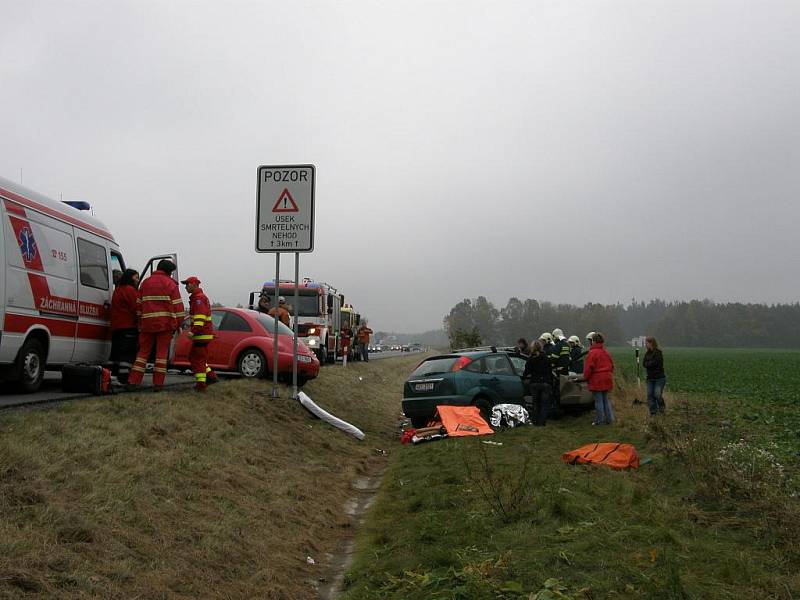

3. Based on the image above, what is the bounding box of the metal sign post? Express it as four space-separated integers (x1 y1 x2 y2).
292 252 300 399
256 164 316 399
272 253 281 398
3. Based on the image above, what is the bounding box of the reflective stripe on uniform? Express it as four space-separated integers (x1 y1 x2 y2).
192 334 214 341
172 298 184 304
141 295 171 301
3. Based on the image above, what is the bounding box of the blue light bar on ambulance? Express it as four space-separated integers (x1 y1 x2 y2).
62 200 92 211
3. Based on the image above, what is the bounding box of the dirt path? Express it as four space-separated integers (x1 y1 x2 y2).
316 472 383 600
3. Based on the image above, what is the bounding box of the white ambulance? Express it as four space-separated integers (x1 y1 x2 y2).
0 175 175 392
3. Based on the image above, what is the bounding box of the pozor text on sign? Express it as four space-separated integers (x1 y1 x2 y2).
256 164 315 253
263 170 309 183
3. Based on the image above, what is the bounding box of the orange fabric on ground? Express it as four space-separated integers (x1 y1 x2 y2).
561 442 640 469
435 405 494 437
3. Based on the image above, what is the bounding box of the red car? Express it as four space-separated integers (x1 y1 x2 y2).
172 307 320 383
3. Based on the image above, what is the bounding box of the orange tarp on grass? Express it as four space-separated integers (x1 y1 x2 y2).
562 442 640 469
435 405 494 437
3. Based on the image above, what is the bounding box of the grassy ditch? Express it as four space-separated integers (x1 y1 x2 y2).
341 379 800 599
0 354 422 599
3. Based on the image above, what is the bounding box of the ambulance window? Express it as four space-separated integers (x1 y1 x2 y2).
77 238 109 290
110 251 125 286
110 251 125 274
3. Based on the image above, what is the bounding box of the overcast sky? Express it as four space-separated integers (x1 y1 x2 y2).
2 1 798 332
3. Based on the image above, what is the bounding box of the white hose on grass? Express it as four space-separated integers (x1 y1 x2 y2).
297 391 365 440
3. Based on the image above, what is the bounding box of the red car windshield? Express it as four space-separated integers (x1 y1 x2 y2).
254 312 296 336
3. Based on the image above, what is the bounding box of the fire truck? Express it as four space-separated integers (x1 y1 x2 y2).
249 278 345 364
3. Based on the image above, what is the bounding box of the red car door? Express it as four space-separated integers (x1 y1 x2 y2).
208 310 252 369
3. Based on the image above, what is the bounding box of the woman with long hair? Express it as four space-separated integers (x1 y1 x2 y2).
522 339 554 426
643 336 666 415
110 269 140 383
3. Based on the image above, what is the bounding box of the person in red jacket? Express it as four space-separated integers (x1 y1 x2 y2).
181 276 218 392
127 260 185 390
340 322 353 360
109 269 140 383
583 332 616 425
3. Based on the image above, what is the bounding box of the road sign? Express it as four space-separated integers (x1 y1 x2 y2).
256 164 315 252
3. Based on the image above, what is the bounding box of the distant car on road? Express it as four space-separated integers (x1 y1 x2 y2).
172 307 320 384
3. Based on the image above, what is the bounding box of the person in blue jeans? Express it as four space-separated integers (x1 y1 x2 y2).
583 332 615 425
643 336 666 415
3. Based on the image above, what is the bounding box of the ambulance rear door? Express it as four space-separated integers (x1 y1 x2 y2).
1 200 79 366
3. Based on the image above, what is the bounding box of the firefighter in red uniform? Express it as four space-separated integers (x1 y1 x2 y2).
127 260 184 390
181 276 218 391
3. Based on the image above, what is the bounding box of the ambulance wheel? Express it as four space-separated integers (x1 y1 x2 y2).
237 348 266 378
15 338 45 393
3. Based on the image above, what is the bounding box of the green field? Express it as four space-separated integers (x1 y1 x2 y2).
610 346 800 403
610 347 800 458
339 348 800 599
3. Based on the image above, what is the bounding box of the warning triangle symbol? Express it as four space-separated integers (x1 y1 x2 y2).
272 188 299 213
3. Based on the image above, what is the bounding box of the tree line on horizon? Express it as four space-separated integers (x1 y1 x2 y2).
443 297 800 349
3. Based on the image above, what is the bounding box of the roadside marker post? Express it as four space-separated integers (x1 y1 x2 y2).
256 164 316 399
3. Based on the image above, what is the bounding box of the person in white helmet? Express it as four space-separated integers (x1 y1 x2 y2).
551 328 571 376
539 332 555 355
539 331 562 412
567 335 584 373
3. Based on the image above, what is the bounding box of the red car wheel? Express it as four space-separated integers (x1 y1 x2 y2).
237 348 266 378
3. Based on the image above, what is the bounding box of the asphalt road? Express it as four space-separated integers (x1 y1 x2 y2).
0 351 419 410
0 371 196 410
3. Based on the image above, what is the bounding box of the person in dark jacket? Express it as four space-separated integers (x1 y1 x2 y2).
643 336 666 415
583 332 615 425
515 337 530 356
522 340 554 426
551 328 571 376
109 269 139 383
567 335 584 373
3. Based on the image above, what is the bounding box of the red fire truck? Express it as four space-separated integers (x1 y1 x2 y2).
249 278 345 364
